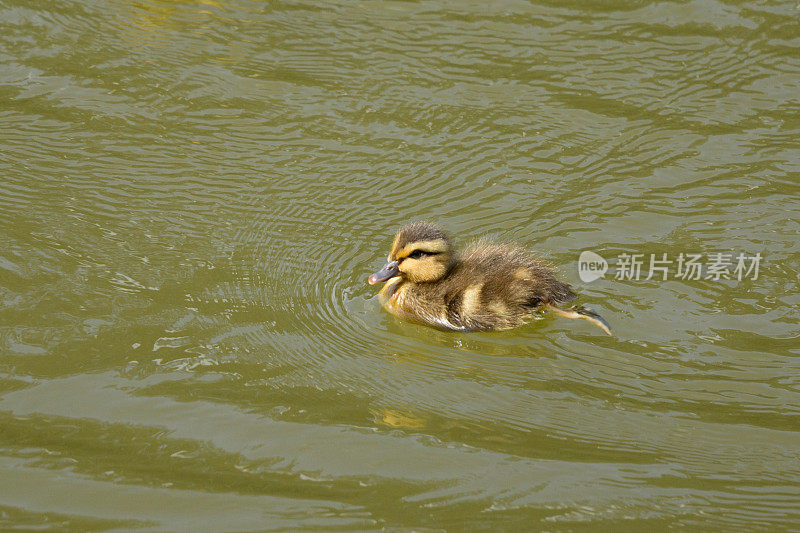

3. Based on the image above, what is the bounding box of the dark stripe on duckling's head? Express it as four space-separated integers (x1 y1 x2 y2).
390 222 452 261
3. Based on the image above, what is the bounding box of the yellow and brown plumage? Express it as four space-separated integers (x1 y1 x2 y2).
368 222 611 335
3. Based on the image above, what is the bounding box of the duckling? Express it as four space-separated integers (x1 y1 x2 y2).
368 222 611 335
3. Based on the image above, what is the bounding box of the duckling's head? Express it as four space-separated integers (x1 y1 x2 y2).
369 222 453 284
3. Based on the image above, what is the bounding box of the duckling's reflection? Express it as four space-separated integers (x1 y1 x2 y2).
371 408 426 430
115 0 234 49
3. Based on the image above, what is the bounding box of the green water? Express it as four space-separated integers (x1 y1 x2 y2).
1 0 799 530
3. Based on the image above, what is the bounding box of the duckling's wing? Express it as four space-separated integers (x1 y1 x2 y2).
503 258 576 309
444 243 566 328
437 265 513 331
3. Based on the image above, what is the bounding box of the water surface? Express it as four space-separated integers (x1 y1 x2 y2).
1 0 799 529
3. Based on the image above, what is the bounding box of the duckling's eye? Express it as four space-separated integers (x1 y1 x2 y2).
408 250 427 259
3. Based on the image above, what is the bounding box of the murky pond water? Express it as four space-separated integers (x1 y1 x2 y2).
2 0 799 529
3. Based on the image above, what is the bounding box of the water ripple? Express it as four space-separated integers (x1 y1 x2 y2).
1 0 799 528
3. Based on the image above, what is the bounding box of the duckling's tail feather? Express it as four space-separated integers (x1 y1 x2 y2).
545 304 612 336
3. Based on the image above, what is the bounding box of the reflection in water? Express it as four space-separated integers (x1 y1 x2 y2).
373 408 426 430
1 0 799 529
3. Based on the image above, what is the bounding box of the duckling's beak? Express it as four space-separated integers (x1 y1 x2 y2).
368 260 400 285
